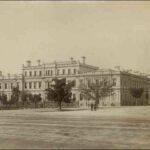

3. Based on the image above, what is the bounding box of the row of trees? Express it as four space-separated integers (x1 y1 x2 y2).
0 77 148 110
0 78 75 110
0 86 42 109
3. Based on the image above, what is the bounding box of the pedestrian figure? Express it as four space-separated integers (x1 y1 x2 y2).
91 103 93 111
94 102 97 111
90 99 94 111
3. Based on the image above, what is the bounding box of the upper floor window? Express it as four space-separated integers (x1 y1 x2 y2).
0 83 1 89
73 80 76 87
113 78 117 86
62 69 65 75
24 71 27 76
34 71 37 76
10 83 13 89
73 69 76 74
39 71 42 76
29 71 32 76
25 82 27 89
5 83 7 89
73 93 76 101
39 82 42 89
34 82 36 89
17 82 19 88
29 82 32 89
48 82 50 88
48 70 50 76
57 69 60 75
68 69 71 75
51 70 53 76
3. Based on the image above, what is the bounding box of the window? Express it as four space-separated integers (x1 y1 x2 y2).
25 71 27 76
39 82 42 89
73 80 76 87
57 69 60 75
113 78 117 86
62 69 65 75
80 79 83 85
45 70 47 76
80 94 83 101
29 71 32 76
95 79 99 84
48 82 50 88
48 70 50 76
11 83 14 89
72 94 76 101
5 83 7 89
25 82 27 89
87 79 91 85
17 82 19 88
34 71 37 76
5 95 7 101
73 69 76 74
39 71 42 76
72 93 76 101
0 83 1 89
68 69 71 75
34 82 36 89
51 70 53 76
29 82 32 89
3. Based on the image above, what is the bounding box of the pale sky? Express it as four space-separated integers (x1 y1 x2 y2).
0 1 150 75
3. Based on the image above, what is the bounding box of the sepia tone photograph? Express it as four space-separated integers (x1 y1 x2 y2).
0 1 150 149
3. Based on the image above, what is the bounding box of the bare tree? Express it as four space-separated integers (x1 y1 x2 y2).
79 77 115 107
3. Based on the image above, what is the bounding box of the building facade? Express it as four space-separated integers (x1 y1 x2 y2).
0 58 150 107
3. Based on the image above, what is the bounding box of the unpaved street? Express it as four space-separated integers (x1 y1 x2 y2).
0 106 150 149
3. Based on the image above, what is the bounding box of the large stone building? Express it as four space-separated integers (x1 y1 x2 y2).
0 57 150 107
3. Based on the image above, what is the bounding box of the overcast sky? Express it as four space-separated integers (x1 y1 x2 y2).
0 1 150 75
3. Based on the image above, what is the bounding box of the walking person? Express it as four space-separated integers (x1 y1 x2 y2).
90 99 94 111
93 101 97 111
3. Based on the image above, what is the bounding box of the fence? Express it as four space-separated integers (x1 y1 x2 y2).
0 100 79 110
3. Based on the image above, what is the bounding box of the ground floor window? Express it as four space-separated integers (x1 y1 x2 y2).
72 93 76 101
80 94 83 101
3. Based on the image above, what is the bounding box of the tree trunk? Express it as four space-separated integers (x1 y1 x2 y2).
43 101 45 108
35 102 36 108
58 100 62 111
136 99 138 106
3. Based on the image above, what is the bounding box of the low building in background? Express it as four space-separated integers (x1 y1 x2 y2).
0 57 150 107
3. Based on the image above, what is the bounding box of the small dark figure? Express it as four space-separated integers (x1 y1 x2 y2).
91 103 94 111
94 103 97 111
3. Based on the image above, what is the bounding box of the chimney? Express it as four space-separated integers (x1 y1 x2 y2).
70 57 74 62
26 60 31 67
114 66 120 71
7 73 10 79
37 59 41 66
82 56 86 64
